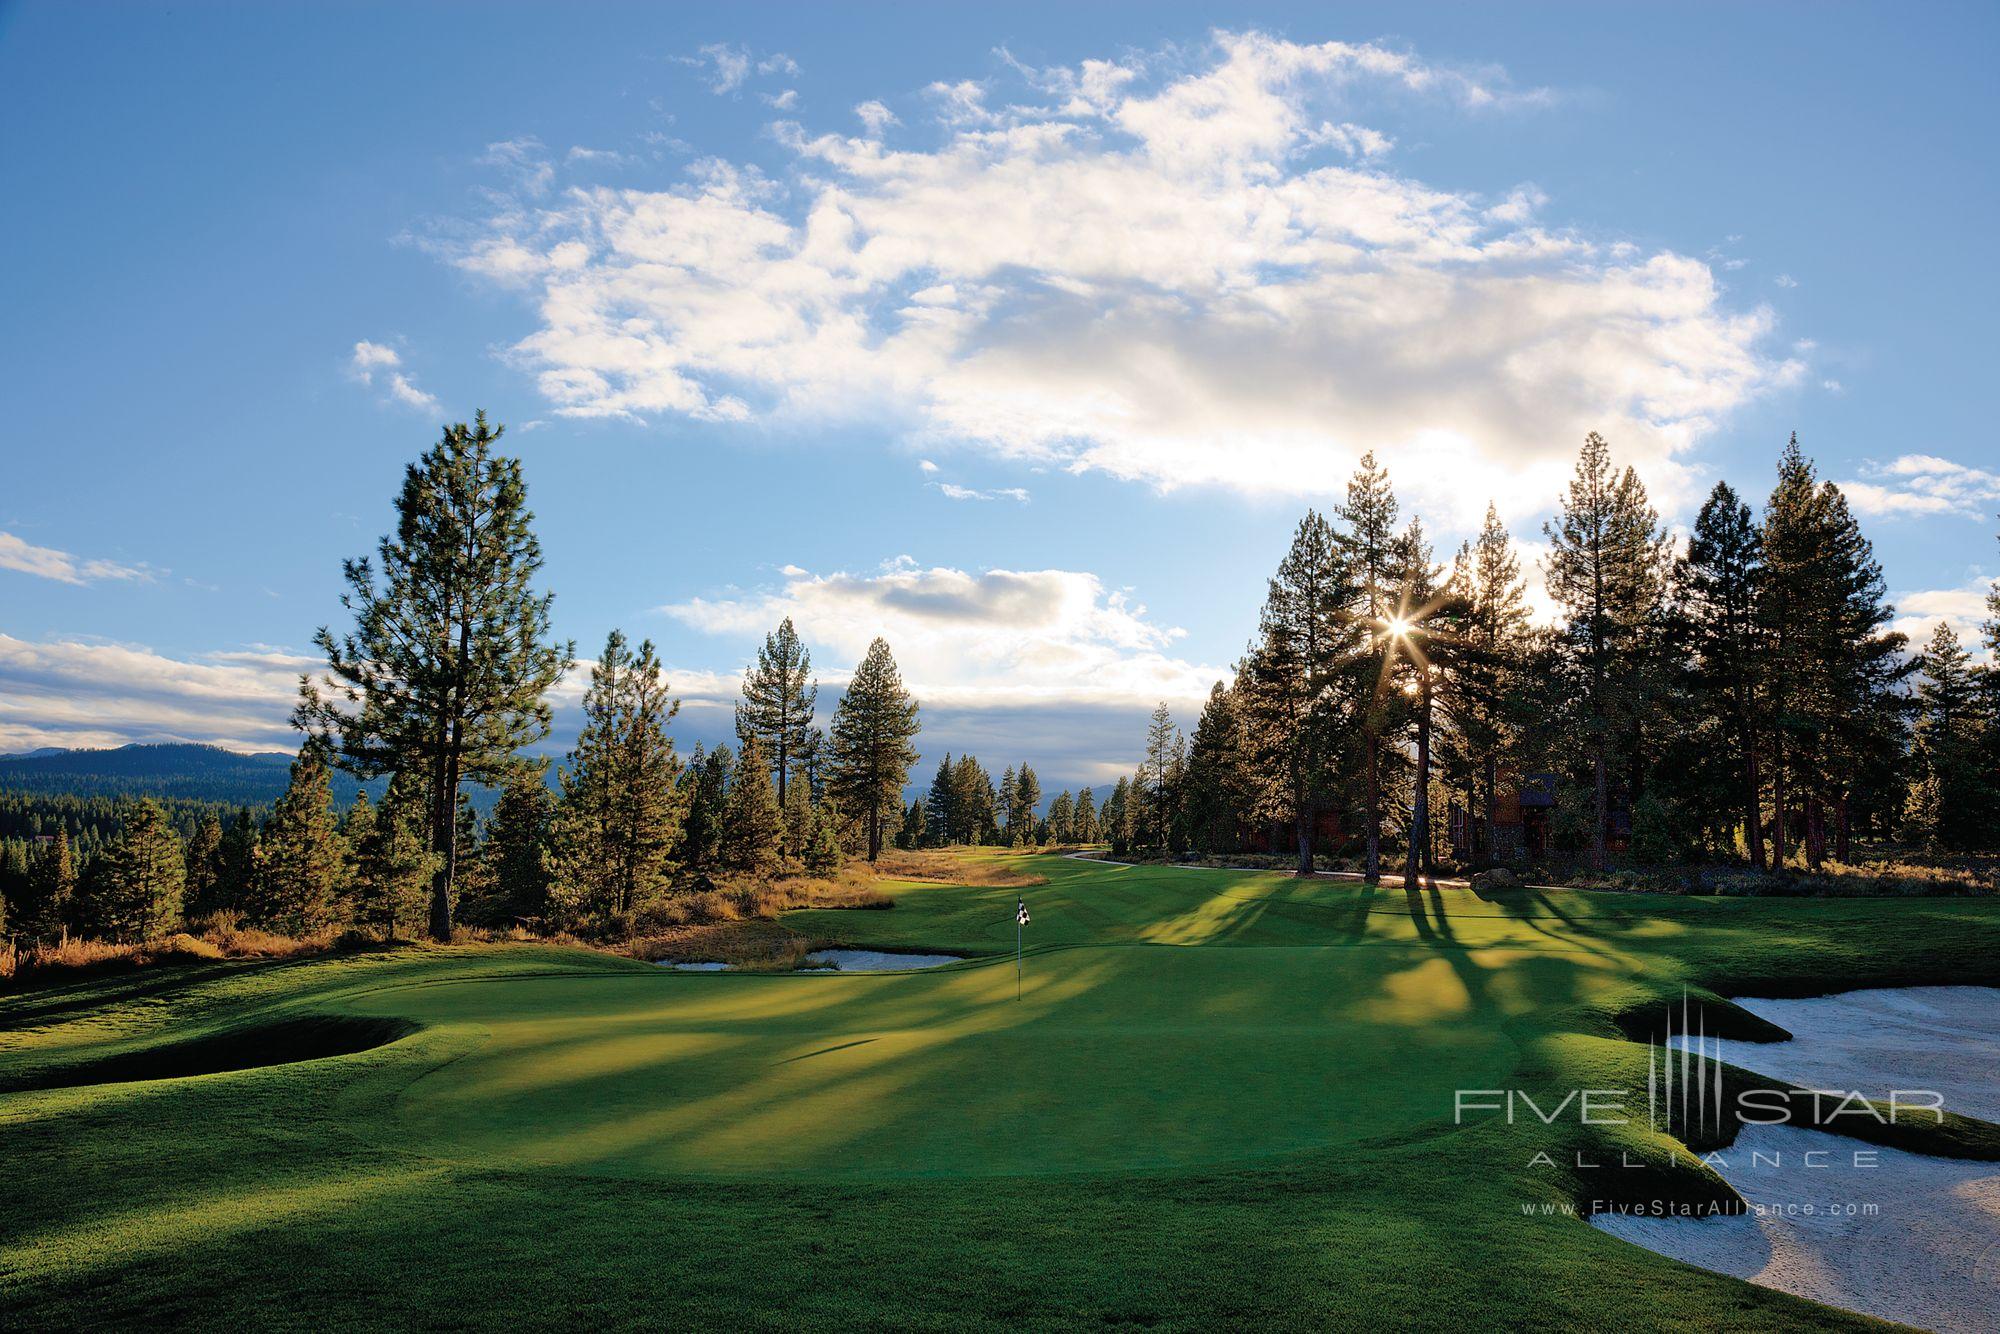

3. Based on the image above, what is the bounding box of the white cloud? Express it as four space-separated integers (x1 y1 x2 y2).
348 340 441 414
688 43 752 94
480 137 554 195
685 44 796 97
855 99 899 135
0 533 154 586
1774 274 1798 288
1841 455 2000 520
934 482 1030 503
446 30 1797 526
1892 580 1996 662
917 458 940 474
762 89 799 111
661 558 1219 712
0 633 309 753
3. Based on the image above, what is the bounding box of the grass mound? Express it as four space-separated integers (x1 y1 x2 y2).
1 1015 419 1093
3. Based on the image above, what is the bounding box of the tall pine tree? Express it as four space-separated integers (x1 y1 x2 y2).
548 631 685 923
828 638 921 861
298 411 574 940
736 617 818 807
90 801 184 942
1543 432 1671 869
255 744 344 935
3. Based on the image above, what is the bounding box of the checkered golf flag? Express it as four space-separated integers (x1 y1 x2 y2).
1016 899 1031 926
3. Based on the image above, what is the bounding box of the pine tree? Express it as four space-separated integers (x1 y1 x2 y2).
1339 454 1402 880
1391 516 1462 886
1014 764 1042 843
298 411 574 940
213 808 259 915
1075 787 1099 844
483 772 554 924
953 755 997 844
1909 622 1990 850
183 813 225 919
1046 791 1076 845
1241 510 1363 875
255 744 345 935
1544 432 1672 869
828 638 921 861
20 826 76 941
1183 684 1253 853
805 798 846 875
341 790 377 918
354 773 434 937
736 617 818 807
924 755 957 847
676 744 731 876
1675 482 1767 866
1141 703 1180 851
999 767 1019 844
781 774 814 866
898 798 927 850
1759 437 1910 866
722 734 785 875
1452 503 1532 863
548 631 685 924
90 800 184 942
1104 777 1133 854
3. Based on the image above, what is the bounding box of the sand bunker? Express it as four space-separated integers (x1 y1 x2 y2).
660 951 961 973
799 949 960 972
1592 986 2000 1331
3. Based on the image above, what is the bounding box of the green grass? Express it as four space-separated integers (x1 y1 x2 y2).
6 852 2000 1329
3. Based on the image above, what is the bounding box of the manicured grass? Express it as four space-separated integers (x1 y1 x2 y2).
6 853 2000 1328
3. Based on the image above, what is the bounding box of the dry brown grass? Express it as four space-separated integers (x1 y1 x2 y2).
869 847 1048 888
1 914 350 986
628 919 816 971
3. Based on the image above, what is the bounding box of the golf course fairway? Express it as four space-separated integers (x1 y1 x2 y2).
7 852 2000 1329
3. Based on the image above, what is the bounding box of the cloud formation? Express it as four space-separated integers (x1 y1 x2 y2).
934 482 1030 503
0 633 307 753
0 533 154 586
1892 580 1997 663
662 558 1221 712
1842 455 2000 520
446 31 1798 525
349 340 440 413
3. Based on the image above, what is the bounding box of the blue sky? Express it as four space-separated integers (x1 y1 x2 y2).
3 2 1996 792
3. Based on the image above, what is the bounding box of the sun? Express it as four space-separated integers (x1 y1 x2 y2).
1386 615 1414 638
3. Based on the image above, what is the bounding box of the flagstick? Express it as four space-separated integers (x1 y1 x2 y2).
1016 910 1022 1001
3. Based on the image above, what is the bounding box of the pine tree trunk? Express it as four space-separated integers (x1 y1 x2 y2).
1805 794 1826 871
429 747 458 942
1835 794 1851 863
1744 740 1766 872
1592 747 1608 872
1417 687 1434 875
1772 738 1789 869
1483 752 1499 865
1295 807 1313 878
1364 734 1381 881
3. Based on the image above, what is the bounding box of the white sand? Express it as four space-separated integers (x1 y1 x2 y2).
800 949 960 972
659 951 960 973
1681 987 2000 1123
1592 986 2000 1331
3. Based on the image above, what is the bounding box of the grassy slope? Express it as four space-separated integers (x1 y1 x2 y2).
6 854 2000 1329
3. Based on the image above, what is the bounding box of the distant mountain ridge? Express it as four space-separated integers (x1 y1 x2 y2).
0 743 375 806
